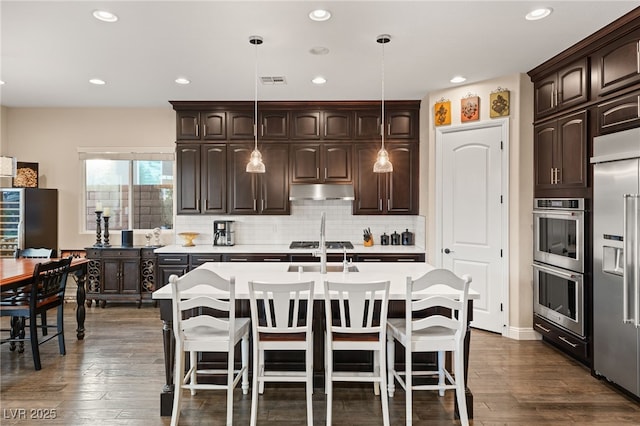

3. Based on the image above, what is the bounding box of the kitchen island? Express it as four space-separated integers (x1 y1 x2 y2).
152 261 478 417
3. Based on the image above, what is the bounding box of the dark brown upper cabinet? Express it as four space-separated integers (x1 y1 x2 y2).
353 142 418 215
260 111 289 139
176 111 226 140
534 59 589 119
290 111 353 140
176 143 226 214
227 143 290 215
533 110 588 197
290 143 352 184
355 109 417 139
597 89 640 134
592 27 640 98
228 111 255 139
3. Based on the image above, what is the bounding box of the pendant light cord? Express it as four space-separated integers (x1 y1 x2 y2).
381 39 385 150
254 39 259 150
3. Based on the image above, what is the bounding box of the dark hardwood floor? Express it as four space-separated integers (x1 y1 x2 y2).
1 304 639 425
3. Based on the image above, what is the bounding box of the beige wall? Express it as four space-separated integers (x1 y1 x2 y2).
420 73 536 338
2 107 175 249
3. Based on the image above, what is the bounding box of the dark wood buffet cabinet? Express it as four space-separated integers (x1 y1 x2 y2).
171 100 420 216
528 7 640 366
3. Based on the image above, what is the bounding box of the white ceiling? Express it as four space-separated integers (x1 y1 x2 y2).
1 0 638 108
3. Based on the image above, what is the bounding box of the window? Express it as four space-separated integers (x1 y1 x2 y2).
82 152 174 232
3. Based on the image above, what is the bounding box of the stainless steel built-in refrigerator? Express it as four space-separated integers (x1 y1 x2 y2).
591 127 640 398
0 188 58 258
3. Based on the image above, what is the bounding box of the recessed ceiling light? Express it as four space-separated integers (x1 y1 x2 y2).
89 78 106 85
93 10 118 23
450 76 466 84
175 78 190 85
526 8 553 21
309 46 330 56
309 9 331 22
312 76 327 85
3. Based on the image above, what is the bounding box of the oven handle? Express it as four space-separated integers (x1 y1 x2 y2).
532 263 579 280
532 210 581 217
623 194 640 327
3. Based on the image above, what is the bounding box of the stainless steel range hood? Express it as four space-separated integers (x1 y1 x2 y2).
289 184 355 201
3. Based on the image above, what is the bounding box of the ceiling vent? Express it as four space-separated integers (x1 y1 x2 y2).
260 76 287 85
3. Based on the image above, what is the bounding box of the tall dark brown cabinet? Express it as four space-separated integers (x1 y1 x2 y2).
528 6 640 367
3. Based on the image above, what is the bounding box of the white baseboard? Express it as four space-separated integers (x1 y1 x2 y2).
504 326 541 340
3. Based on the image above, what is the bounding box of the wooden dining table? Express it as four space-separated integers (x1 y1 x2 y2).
1 256 90 340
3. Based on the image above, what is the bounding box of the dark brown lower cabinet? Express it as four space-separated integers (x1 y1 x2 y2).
533 314 589 364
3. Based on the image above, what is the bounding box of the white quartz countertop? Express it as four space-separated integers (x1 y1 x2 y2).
154 244 425 255
152 261 478 300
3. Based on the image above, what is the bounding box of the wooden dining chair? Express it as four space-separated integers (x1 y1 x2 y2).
323 280 391 426
14 247 54 259
248 280 315 426
386 269 472 426
0 256 72 370
169 269 250 426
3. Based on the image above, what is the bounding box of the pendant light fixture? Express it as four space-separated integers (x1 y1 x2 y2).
373 34 393 173
246 35 266 173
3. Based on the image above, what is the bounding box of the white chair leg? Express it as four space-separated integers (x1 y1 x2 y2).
306 344 314 426
386 334 395 397
454 349 469 426
373 349 380 395
405 344 412 426
226 350 234 426
171 346 185 426
326 342 333 426
379 347 390 426
242 333 249 394
189 351 197 396
259 349 265 394
250 344 259 426
438 350 445 397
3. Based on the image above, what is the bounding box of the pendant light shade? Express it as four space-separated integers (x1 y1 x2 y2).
246 35 266 173
373 34 393 173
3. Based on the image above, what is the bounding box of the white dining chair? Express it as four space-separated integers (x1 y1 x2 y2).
169 269 250 426
323 280 391 426
386 269 472 426
248 280 315 426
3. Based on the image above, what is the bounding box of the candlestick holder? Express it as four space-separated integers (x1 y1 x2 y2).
102 215 111 247
94 211 103 247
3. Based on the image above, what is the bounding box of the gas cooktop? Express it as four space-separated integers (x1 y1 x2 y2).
289 241 354 250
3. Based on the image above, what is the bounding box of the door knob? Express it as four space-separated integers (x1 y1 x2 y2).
444 248 452 254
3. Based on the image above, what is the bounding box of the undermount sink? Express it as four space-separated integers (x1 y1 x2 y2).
287 264 359 273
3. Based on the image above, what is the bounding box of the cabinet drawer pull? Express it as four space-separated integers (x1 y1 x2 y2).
194 258 216 262
202 124 206 137
316 168 320 180
535 323 551 333
195 124 199 137
559 336 578 348
636 41 640 74
229 258 248 261
263 258 283 262
397 258 416 262
363 258 382 262
162 258 185 262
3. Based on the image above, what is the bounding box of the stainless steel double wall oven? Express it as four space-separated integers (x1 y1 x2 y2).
533 198 586 337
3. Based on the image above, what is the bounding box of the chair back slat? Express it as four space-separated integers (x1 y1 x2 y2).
169 270 236 344
249 281 314 335
17 247 53 259
324 281 390 335
407 269 472 338
31 256 72 305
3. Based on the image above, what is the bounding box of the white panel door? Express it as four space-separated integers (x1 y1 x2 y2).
438 122 505 333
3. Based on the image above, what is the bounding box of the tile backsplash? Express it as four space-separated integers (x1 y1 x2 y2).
174 200 425 247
